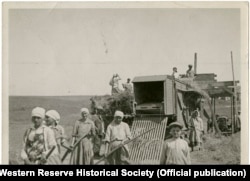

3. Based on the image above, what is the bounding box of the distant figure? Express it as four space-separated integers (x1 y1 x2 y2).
186 64 195 78
122 78 133 93
235 111 241 132
172 67 178 79
188 110 204 151
109 74 121 95
217 115 229 132
21 107 60 165
104 111 131 165
160 122 191 165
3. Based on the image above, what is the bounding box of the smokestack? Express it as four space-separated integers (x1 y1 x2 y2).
194 52 197 74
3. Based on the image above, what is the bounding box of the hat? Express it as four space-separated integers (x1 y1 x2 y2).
31 107 45 119
168 122 183 130
46 110 60 124
188 64 193 67
114 110 124 118
81 108 89 114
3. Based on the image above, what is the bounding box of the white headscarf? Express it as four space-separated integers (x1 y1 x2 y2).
46 110 60 124
114 110 124 119
81 108 89 114
31 107 45 119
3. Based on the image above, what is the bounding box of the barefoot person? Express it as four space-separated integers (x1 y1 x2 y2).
160 122 191 165
21 107 60 164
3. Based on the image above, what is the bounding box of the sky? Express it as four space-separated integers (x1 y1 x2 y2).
9 8 242 96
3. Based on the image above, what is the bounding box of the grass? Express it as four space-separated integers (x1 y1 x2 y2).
191 132 240 164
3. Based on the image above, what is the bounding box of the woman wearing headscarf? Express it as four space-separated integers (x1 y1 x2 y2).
21 107 60 165
45 110 66 155
104 110 132 165
70 108 96 165
188 110 204 151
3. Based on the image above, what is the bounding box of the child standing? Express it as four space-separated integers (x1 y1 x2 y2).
160 122 191 165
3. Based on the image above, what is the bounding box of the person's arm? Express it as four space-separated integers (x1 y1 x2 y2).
185 142 191 164
91 121 96 136
200 119 204 133
104 125 111 157
117 74 121 80
40 128 57 163
60 126 66 144
160 142 166 165
21 129 31 164
124 123 132 142
71 121 79 147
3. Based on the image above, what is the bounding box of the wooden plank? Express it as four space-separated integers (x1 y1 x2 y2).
210 81 239 87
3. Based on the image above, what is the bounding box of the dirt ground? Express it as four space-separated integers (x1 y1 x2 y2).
9 96 240 165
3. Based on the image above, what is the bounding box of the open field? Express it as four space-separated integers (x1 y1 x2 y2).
8 96 240 164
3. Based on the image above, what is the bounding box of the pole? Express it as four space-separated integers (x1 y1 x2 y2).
194 52 197 74
95 127 155 165
231 51 237 133
213 97 216 117
231 96 233 134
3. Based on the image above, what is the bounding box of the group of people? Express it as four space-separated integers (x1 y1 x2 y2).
109 74 133 95
21 105 205 165
172 64 195 79
161 110 204 165
21 107 64 165
21 107 132 165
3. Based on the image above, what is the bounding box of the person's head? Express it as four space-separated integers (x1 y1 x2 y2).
173 67 177 73
192 110 199 118
96 105 103 114
238 111 241 115
127 78 131 83
31 107 46 128
188 64 193 70
81 108 89 120
168 122 183 139
114 110 124 124
45 110 60 126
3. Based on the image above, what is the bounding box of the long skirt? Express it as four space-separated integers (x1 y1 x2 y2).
189 129 202 147
47 154 61 165
70 138 94 165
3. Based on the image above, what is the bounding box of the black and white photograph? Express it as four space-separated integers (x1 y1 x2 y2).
2 2 248 165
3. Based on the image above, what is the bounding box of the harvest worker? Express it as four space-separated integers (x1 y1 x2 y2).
109 74 121 95
122 78 133 93
104 110 132 165
188 110 204 151
186 64 195 78
91 105 105 156
45 110 66 155
21 107 60 165
172 67 178 79
160 122 191 165
70 108 96 164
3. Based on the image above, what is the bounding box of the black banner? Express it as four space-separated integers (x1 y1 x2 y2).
0 165 249 179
